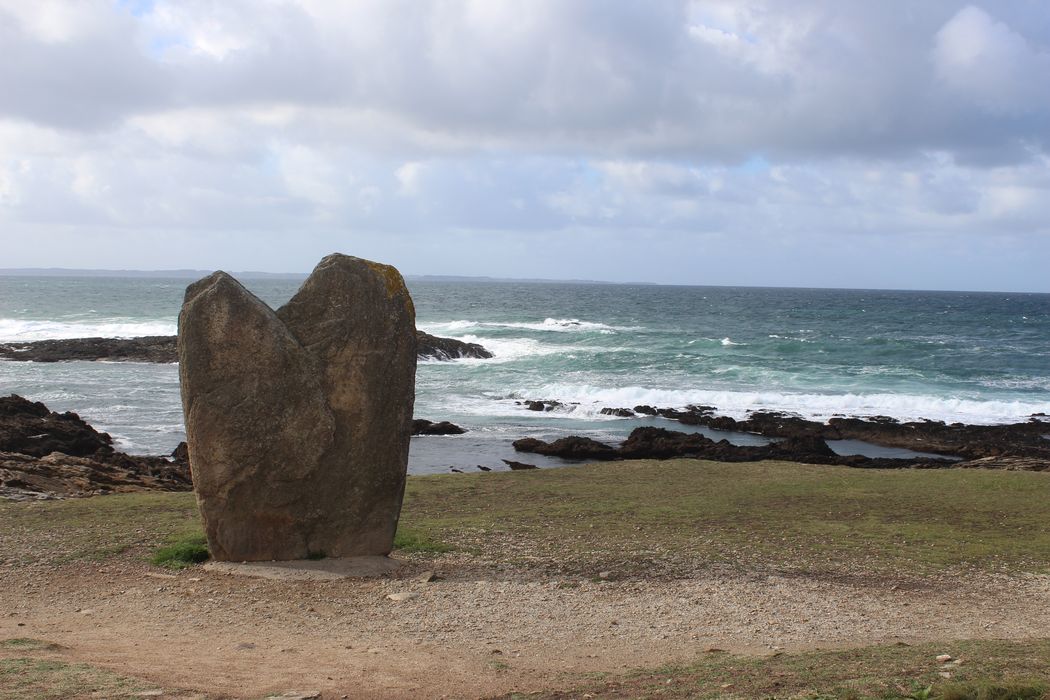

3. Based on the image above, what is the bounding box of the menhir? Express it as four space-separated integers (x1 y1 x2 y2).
178 254 416 562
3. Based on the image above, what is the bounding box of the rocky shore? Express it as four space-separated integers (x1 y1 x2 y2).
0 395 190 500
513 403 1050 471
0 330 492 363
5 388 1048 502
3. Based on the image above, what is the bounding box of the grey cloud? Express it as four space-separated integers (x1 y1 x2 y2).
0 7 169 129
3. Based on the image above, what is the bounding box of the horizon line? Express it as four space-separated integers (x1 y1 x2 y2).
0 267 1047 295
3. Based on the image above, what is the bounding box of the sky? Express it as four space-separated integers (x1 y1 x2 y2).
1 1 1049 291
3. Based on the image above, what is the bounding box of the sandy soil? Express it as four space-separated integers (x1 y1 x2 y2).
3 553 1050 699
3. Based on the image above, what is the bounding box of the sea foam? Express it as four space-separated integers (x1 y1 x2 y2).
419 317 640 335
528 383 1050 425
0 318 177 342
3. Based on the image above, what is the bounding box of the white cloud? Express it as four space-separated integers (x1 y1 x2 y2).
934 5 1050 113
395 162 425 196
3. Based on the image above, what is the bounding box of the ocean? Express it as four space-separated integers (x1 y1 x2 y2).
2 275 1049 473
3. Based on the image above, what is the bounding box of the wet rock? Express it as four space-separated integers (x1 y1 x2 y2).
619 427 714 459
512 436 618 460
416 331 493 360
632 406 1050 462
412 419 467 435
600 407 635 417
513 425 953 468
501 459 539 470
0 336 178 363
179 254 416 562
1 332 489 364
523 399 564 412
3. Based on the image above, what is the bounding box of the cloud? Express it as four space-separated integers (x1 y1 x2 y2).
0 1 1048 290
934 5 1050 114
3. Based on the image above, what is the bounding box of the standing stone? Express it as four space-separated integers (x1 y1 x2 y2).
178 254 416 561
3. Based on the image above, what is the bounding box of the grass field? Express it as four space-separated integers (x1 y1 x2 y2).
6 459 1048 576
3 459 1050 698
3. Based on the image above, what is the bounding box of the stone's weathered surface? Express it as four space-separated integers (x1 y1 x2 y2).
178 255 417 562
179 271 335 561
275 254 417 559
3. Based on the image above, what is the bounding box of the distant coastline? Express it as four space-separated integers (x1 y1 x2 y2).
0 268 642 286
2 268 1048 294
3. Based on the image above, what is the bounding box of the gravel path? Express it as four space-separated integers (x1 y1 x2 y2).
3 554 1050 699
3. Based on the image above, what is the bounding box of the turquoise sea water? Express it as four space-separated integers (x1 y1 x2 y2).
1 276 1048 472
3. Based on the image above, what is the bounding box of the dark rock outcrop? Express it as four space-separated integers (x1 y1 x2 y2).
502 459 539 470
600 407 635 417
514 425 957 468
511 435 618 460
0 395 114 458
412 419 467 435
0 451 190 501
0 336 179 363
0 394 191 500
179 254 417 562
416 331 493 360
520 399 564 412
1 331 491 364
672 409 1050 462
607 404 1050 464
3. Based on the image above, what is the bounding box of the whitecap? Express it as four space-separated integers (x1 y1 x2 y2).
525 383 1050 425
0 317 176 342
417 317 641 335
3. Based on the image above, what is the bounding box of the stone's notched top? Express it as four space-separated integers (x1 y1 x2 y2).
178 254 417 562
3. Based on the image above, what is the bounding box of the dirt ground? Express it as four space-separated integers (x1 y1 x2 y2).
4 552 1050 699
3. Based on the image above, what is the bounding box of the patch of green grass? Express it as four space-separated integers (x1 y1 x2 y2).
0 491 201 566
935 681 1048 699
0 639 61 652
150 533 209 569
498 639 1050 700
0 658 152 700
393 527 453 554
